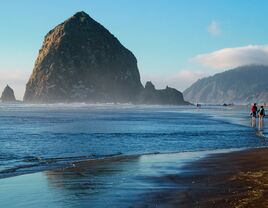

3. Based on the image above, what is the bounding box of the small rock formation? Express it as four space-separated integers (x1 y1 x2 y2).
24 11 143 103
1 85 16 102
139 81 190 105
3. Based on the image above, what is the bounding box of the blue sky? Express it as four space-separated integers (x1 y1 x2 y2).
1 0 268 99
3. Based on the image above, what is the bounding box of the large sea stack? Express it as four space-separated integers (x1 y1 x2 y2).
24 11 143 103
24 11 189 105
1 85 16 102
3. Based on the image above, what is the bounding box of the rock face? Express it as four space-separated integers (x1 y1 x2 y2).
1 85 16 102
139 81 190 105
24 11 143 103
184 65 268 104
24 11 189 105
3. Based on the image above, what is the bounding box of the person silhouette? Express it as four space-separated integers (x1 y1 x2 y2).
251 103 258 127
258 105 265 130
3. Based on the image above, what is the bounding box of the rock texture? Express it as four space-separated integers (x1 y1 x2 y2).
184 65 268 104
139 81 190 105
1 85 16 102
24 11 143 103
24 11 189 105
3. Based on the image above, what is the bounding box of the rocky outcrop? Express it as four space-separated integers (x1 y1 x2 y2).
24 11 143 103
1 85 16 102
184 65 268 104
23 11 189 105
139 81 190 105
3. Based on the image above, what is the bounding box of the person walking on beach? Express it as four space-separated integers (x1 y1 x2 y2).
251 103 258 127
258 105 265 130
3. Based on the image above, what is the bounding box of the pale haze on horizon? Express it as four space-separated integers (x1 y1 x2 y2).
1 0 268 100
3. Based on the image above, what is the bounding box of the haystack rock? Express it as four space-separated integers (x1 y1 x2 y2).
24 11 143 103
1 85 16 102
24 11 189 105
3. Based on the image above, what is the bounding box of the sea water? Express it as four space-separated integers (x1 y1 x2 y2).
0 103 266 178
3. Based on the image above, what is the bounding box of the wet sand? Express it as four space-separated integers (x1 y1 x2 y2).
0 152 203 207
2 148 268 207
146 147 268 208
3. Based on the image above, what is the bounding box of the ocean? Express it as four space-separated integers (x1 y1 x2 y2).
0 103 266 179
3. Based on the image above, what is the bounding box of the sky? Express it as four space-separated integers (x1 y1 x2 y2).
1 0 268 100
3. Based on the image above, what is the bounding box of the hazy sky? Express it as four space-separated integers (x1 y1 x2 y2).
1 0 268 99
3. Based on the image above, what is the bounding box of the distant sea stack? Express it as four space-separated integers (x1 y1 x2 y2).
24 11 188 105
184 65 268 104
1 85 16 102
139 81 190 105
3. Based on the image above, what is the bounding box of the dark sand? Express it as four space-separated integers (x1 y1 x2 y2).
146 147 268 208
2 148 268 207
43 148 268 207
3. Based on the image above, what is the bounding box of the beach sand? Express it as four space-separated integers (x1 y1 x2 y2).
146 147 268 208
2 148 268 207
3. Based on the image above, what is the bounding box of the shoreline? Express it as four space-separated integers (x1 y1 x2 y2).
2 147 268 207
144 147 268 207
0 147 248 180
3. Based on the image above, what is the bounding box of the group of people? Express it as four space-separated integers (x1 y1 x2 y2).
251 103 265 129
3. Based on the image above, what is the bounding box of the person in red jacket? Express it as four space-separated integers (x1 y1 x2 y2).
251 103 258 127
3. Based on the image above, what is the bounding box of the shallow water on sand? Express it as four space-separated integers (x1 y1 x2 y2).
0 104 266 178
0 149 244 208
0 104 267 207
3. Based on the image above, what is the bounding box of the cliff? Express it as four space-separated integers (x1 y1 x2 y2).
184 65 268 104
